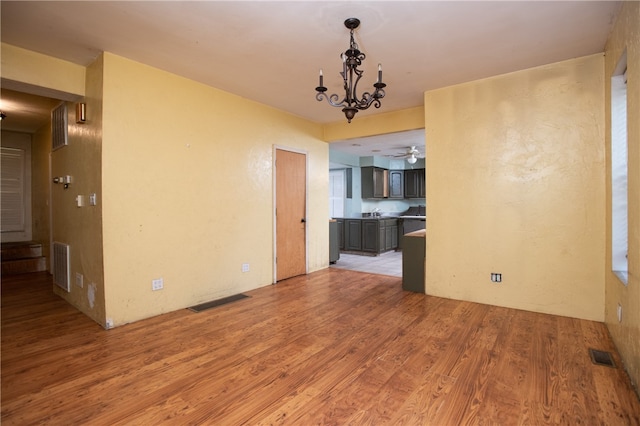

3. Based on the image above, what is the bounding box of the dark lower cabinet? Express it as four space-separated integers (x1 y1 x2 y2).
385 221 398 251
384 219 399 251
336 219 344 250
402 230 425 293
362 220 379 252
329 221 340 263
344 219 362 251
337 218 398 254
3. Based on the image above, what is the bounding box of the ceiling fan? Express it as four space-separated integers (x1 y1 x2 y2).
394 146 422 164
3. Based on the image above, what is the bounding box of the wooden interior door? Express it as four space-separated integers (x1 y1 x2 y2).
275 149 306 281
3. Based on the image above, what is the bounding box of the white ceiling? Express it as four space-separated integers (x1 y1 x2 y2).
0 1 621 155
330 129 426 159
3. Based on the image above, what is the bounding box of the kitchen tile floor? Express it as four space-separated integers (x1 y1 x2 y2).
330 250 402 277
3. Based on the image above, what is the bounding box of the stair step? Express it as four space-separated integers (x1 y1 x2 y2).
1 257 47 275
1 242 43 260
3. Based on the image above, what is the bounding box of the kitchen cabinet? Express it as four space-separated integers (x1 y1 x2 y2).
361 167 389 199
384 219 399 251
344 219 362 251
336 218 398 254
402 229 425 293
329 220 340 263
336 219 344 250
404 169 425 198
362 219 380 252
389 170 404 199
361 167 424 199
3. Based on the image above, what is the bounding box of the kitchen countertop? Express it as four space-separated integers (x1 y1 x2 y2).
333 216 398 220
333 216 425 220
405 229 426 237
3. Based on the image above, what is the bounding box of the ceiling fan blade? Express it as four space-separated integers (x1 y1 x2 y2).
391 146 422 159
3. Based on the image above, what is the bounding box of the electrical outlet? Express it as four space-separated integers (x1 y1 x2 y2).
152 278 164 291
491 273 502 283
242 263 250 273
75 272 84 288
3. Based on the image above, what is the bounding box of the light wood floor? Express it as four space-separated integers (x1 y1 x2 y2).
2 270 639 425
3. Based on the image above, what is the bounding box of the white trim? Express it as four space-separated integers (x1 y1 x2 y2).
272 145 309 284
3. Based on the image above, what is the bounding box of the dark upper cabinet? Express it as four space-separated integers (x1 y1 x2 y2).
361 167 389 199
389 170 404 199
404 169 425 198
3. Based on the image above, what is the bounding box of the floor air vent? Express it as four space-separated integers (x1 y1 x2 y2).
189 294 249 312
52 242 70 292
589 348 615 368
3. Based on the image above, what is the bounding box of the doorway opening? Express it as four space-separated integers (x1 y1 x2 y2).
328 129 426 278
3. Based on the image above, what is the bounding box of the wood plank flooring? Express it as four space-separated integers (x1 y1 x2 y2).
2 270 639 425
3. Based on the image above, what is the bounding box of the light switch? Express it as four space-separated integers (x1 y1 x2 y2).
89 193 97 206
76 195 84 207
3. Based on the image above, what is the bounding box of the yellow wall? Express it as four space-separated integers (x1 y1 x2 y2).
1 42 106 324
604 1 640 392
1 43 85 99
31 124 52 269
2 45 328 328
100 53 327 326
424 54 605 321
50 55 106 325
323 106 425 142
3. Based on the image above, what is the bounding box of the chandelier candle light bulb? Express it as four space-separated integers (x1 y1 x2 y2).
315 17 387 123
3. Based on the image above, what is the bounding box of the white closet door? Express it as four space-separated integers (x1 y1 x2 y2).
1 132 32 242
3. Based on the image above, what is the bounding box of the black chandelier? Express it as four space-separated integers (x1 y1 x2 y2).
315 18 386 123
